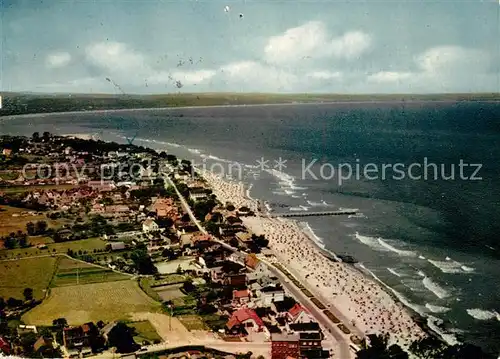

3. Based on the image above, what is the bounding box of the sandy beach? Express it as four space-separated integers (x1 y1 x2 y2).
200 170 427 348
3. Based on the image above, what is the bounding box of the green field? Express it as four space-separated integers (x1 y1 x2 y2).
177 315 206 331
22 280 160 325
0 257 58 300
52 257 129 287
0 237 107 259
129 320 162 344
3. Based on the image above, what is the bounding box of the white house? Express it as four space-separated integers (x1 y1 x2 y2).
142 218 159 233
287 303 313 324
245 254 269 281
257 285 285 306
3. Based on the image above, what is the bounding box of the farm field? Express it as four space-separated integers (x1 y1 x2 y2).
0 256 58 300
52 257 129 287
0 237 107 259
0 205 69 236
22 280 161 325
0 184 78 194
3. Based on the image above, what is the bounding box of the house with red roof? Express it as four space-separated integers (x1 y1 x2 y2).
287 303 312 324
0 336 11 355
232 289 251 305
226 308 266 335
245 253 269 280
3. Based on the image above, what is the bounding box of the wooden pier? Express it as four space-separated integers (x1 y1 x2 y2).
268 209 358 218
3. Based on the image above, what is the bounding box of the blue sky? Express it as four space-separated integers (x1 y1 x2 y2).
1 0 499 94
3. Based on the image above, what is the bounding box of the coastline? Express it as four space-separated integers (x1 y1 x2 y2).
2 98 500 121
197 169 431 349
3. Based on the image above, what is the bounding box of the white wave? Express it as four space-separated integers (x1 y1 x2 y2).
428 258 475 274
289 206 309 212
355 233 388 251
283 189 296 195
245 183 253 200
426 316 459 346
187 148 201 154
272 190 287 196
307 200 330 207
425 303 451 313
265 168 296 187
417 270 426 277
422 275 450 299
466 309 500 321
298 221 326 248
290 185 308 190
419 255 426 260
264 202 273 212
461 265 475 272
358 264 428 316
348 213 367 219
377 238 417 257
291 195 301 199
387 268 403 277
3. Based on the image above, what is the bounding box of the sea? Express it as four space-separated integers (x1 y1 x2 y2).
1 101 500 354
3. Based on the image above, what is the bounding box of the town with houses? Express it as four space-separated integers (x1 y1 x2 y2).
0 133 342 359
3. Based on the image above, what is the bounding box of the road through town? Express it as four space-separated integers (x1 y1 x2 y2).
164 173 354 358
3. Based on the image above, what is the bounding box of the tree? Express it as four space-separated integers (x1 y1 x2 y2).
42 132 51 142
35 220 48 234
26 221 36 236
356 334 408 359
176 264 183 274
107 322 138 353
20 331 38 355
410 337 494 359
131 249 158 275
23 288 34 301
52 318 68 329
19 235 28 248
162 248 176 260
182 279 195 293
7 297 23 308
32 132 40 142
3 236 18 249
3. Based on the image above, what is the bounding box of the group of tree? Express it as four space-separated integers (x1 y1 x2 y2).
130 246 158 275
1 230 29 249
193 197 217 220
356 334 495 359
26 220 48 236
107 322 139 353
0 288 34 310
31 132 51 143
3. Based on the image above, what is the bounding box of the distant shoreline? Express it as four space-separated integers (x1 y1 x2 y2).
2 98 500 120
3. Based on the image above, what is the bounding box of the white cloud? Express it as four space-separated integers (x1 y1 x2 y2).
307 71 342 80
367 71 413 83
328 31 372 59
264 21 372 64
85 41 147 74
171 69 216 85
264 21 327 64
45 52 71 68
415 46 490 73
220 61 298 91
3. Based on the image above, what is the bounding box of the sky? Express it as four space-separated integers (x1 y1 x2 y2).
1 0 499 94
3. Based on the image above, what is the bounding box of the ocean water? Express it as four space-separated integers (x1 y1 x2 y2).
2 101 500 353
